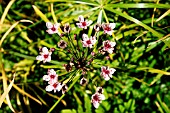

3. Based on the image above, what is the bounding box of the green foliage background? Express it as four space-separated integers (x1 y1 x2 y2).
0 0 170 113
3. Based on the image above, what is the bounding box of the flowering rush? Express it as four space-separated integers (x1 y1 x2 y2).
36 15 116 108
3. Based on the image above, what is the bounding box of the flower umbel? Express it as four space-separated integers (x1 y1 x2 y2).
37 15 117 109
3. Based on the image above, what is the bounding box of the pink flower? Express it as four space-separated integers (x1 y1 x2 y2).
103 40 116 54
94 23 101 32
64 23 71 33
91 92 105 108
45 82 62 93
61 84 68 94
58 40 67 49
96 87 104 94
101 66 116 81
36 47 52 63
46 22 60 34
102 23 116 35
76 15 92 29
80 77 88 85
82 34 96 48
43 69 58 84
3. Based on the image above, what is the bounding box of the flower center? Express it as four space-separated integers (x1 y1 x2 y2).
51 26 56 31
50 75 55 79
93 94 99 101
60 42 66 47
44 54 49 58
104 43 111 49
104 69 110 75
86 40 91 44
82 22 87 26
53 83 58 88
105 26 111 31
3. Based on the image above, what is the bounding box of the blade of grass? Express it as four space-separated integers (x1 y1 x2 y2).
151 0 160 27
0 20 33 47
51 3 57 23
12 83 42 105
32 5 50 22
155 101 164 113
0 73 15 112
136 67 170 75
61 7 99 24
105 3 170 9
45 0 99 6
104 7 170 48
28 85 48 106
157 94 170 113
156 9 170 22
35 85 67 106
0 0 15 25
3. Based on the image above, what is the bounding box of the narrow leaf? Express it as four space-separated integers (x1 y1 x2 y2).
32 5 50 22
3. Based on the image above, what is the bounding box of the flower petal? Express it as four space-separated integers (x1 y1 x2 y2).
93 101 99 108
110 42 116 47
46 22 53 29
100 94 105 100
45 85 53 92
87 20 93 26
42 47 48 53
110 23 116 29
36 55 43 61
54 23 60 28
43 75 50 81
78 15 84 22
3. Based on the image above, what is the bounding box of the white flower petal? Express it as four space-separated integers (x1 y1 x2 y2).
54 23 60 28
100 94 105 100
107 31 113 35
87 20 93 26
110 23 116 29
42 47 48 53
82 34 89 41
104 76 110 81
46 56 51 62
45 85 53 92
36 55 43 61
78 15 84 22
43 75 50 81
110 68 116 74
46 22 53 28
56 83 62 92
108 49 113 54
46 29 54 34
93 101 99 108
110 42 116 47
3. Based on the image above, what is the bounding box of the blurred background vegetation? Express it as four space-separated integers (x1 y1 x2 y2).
0 0 170 113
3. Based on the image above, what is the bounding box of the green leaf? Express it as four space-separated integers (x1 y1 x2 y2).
105 3 170 9
84 93 91 113
104 7 170 48
61 109 77 113
157 94 170 113
32 5 49 22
